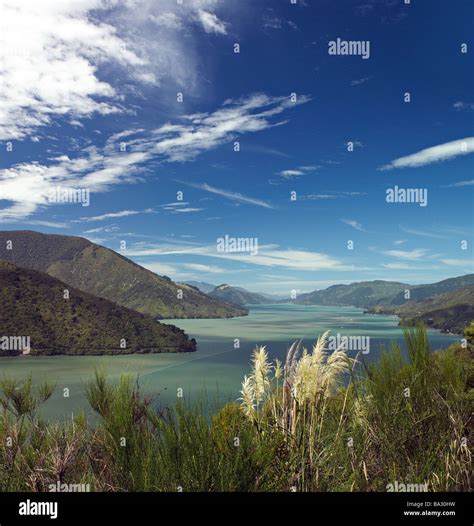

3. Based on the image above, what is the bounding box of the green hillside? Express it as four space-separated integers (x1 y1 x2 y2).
385 285 474 334
295 280 408 307
387 274 474 305
0 261 196 356
0 231 246 319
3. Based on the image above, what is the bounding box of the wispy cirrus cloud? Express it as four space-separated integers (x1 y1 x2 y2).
78 209 153 222
383 249 428 260
341 219 366 232
381 262 438 270
83 225 120 234
172 207 205 213
301 192 366 201
441 179 474 188
123 241 366 272
379 138 474 170
181 263 227 274
0 93 308 221
183 182 274 209
244 145 290 158
399 225 471 240
350 77 371 86
19 219 69 229
277 165 319 179
440 259 474 268
159 93 311 162
399 225 448 239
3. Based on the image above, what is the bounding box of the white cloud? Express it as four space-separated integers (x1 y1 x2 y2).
156 93 311 162
122 242 365 272
172 207 205 213
379 138 474 170
19 219 69 229
279 169 304 178
140 261 180 276
83 225 120 234
0 0 233 141
399 226 449 239
196 10 227 34
184 182 274 209
161 202 189 209
301 192 366 201
453 101 474 111
277 165 319 179
262 12 282 30
79 210 142 222
442 179 474 188
383 249 428 260
0 1 139 140
150 12 183 30
440 259 474 268
0 93 308 221
182 263 226 274
350 77 371 86
341 219 366 232
381 262 438 270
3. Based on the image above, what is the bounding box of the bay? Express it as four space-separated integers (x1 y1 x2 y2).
0 304 459 420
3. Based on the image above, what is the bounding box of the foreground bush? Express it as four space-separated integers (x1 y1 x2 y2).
0 326 472 492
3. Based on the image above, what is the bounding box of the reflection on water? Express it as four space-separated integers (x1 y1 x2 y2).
0 304 459 419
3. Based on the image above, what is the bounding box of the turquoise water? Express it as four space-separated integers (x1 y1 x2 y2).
0 304 459 419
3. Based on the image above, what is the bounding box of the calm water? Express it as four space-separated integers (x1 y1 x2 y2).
0 304 459 420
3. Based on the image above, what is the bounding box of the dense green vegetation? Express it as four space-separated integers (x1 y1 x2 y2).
387 275 474 305
0 326 471 491
369 285 474 334
0 261 196 355
0 231 247 319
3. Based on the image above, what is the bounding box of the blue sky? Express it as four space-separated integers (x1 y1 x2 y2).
0 0 473 294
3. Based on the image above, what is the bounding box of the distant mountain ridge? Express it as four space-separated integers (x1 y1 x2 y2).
294 275 474 334
0 260 196 355
295 275 474 309
295 280 409 308
0 231 247 319
209 284 270 306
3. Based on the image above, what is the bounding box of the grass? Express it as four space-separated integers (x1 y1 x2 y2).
0 325 472 492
